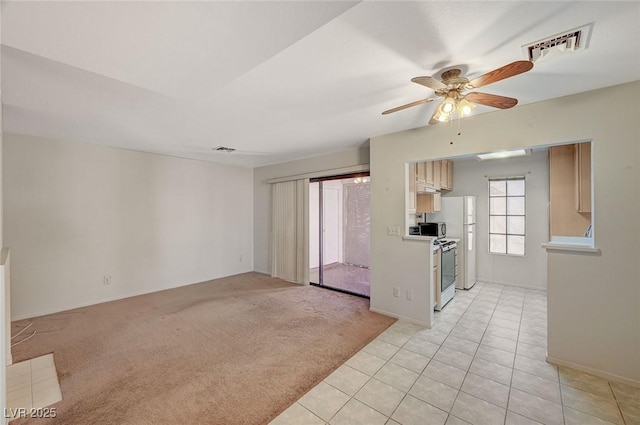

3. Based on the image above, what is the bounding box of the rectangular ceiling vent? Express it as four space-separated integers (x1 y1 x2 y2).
213 146 236 153
522 23 592 63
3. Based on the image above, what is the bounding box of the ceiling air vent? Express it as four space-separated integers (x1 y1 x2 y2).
213 146 236 153
522 23 592 63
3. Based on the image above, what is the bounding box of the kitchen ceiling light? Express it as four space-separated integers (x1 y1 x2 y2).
476 149 530 161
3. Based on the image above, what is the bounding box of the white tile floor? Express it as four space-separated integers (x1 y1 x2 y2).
6 353 62 421
270 282 640 425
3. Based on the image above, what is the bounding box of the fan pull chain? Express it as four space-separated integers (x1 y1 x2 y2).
449 118 454 145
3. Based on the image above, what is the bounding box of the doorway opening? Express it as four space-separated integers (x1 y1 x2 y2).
309 173 371 298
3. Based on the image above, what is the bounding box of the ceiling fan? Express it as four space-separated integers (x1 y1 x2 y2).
382 61 534 124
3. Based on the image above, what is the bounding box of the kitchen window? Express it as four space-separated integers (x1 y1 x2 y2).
489 177 525 255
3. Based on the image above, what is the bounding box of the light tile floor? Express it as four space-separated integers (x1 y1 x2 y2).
6 353 62 422
270 282 640 425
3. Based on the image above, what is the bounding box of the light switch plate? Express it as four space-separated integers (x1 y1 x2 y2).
387 225 400 236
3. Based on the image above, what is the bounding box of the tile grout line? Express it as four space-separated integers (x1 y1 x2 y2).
446 284 494 424
610 381 628 425
505 289 524 425
277 284 635 425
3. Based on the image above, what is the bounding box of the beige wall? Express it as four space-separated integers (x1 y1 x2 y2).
370 81 640 385
4 133 254 319
253 147 369 274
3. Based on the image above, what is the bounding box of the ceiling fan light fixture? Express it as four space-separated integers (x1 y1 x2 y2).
459 98 476 116
442 99 456 114
433 105 449 122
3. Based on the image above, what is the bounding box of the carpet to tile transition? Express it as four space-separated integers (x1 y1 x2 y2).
10 272 395 425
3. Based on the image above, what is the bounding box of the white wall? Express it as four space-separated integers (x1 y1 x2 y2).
309 182 319 268
445 151 549 289
4 133 254 319
309 181 344 269
253 147 369 274
322 180 344 265
370 81 640 385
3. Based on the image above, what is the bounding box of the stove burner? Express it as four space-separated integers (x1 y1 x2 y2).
434 239 457 251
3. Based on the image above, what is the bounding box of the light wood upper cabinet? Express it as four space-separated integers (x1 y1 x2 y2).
549 143 592 237
433 160 441 190
415 161 448 190
575 143 591 213
416 162 427 183
408 163 417 213
417 193 441 213
425 162 435 186
408 160 453 214
440 160 454 190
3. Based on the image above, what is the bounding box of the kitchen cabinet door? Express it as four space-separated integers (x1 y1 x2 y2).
408 163 417 213
433 161 441 190
440 160 454 190
417 193 441 213
417 162 427 183
575 143 591 213
425 162 435 186
440 160 449 189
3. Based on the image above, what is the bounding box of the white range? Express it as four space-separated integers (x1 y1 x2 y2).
429 196 477 290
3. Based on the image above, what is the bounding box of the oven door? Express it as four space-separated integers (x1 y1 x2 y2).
441 247 456 292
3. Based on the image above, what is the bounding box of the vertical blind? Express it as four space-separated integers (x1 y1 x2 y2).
271 179 309 284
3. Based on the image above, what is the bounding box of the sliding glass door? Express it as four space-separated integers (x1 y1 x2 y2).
309 173 371 297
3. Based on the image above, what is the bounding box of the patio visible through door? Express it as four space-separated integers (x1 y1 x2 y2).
309 173 371 297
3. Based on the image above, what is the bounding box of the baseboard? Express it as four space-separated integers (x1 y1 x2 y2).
546 355 640 388
12 270 257 321
369 307 432 328
253 268 270 275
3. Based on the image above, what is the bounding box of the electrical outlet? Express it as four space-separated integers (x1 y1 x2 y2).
406 289 413 301
387 225 400 236
393 287 400 298
103 275 112 285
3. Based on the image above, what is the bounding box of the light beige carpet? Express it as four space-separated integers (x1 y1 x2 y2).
10 272 395 425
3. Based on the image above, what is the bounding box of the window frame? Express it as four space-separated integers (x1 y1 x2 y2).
488 176 526 256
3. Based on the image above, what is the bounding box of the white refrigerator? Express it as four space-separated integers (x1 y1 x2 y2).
429 196 477 289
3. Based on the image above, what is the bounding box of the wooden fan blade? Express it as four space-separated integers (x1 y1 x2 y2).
467 60 533 89
382 98 436 115
411 76 447 91
465 92 518 109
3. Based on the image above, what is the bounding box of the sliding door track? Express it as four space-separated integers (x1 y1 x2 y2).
309 282 370 299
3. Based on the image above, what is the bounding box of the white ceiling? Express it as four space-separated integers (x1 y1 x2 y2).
2 1 639 167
